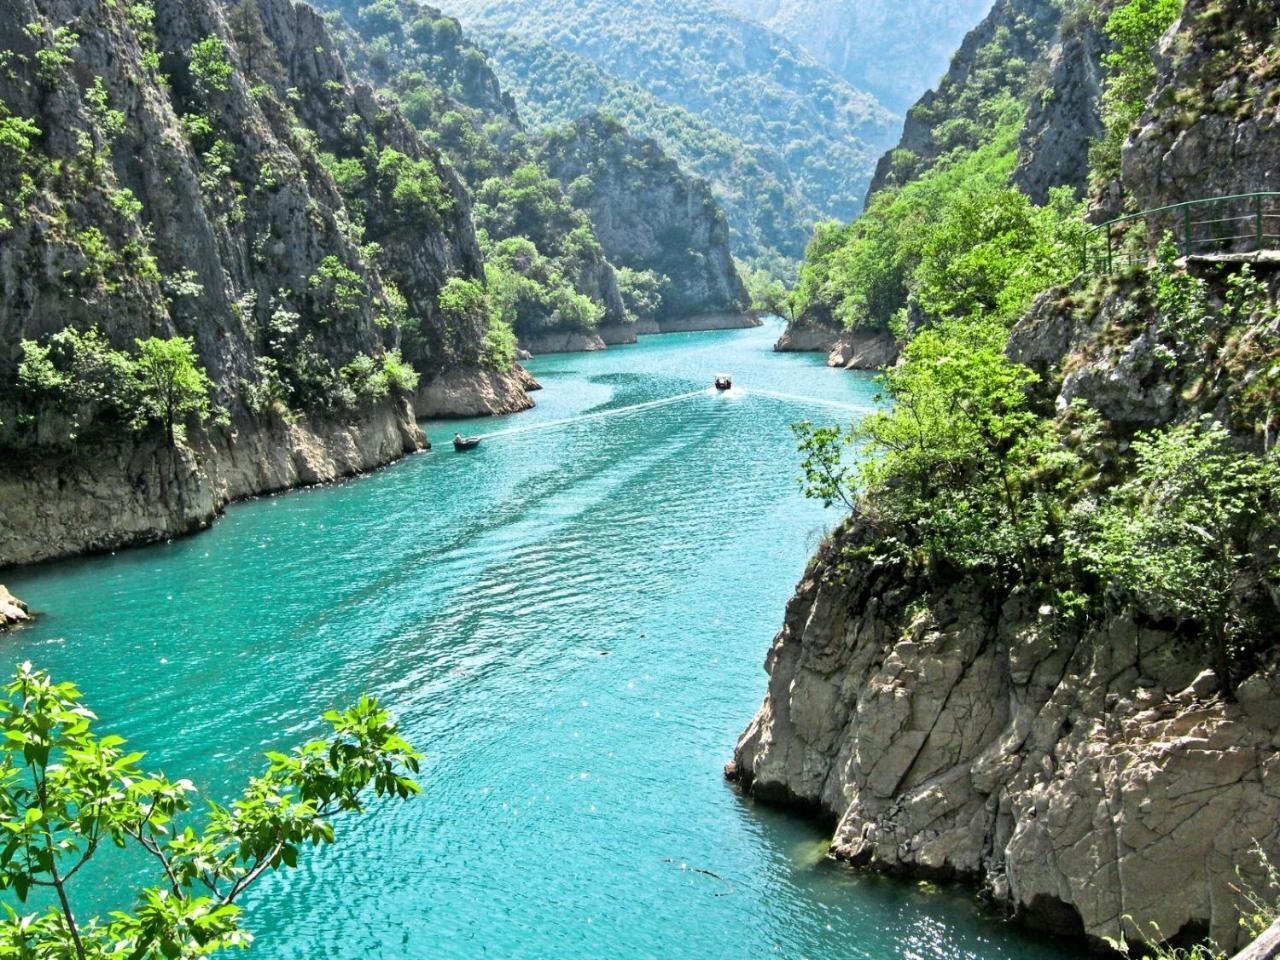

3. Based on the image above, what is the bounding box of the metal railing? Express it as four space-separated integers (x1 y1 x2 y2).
1081 192 1280 275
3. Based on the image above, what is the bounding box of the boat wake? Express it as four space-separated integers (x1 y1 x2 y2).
473 385 872 445
475 389 709 442
743 388 874 415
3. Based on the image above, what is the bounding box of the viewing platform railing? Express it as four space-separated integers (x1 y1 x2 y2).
1081 192 1280 275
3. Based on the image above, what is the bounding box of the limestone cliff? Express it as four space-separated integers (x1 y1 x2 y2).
538 114 754 330
735 0 1280 952
0 0 532 567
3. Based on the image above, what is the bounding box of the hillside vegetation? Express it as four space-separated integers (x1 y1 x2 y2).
439 0 898 268
462 29 811 269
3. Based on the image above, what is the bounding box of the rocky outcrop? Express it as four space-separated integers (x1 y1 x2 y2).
656 312 761 334
0 586 31 629
867 0 1067 199
826 329 899 369
775 320 841 354
1123 0 1280 215
733 524 1280 952
1012 8 1109 204
0 401 426 567
519 330 607 356
0 0 532 567
538 114 751 324
413 366 539 419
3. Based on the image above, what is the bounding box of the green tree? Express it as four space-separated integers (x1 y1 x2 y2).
794 318 1076 578
133 337 212 448
1067 417 1280 696
187 37 233 100
0 662 419 959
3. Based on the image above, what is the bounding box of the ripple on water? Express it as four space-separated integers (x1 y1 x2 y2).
3 322 1085 960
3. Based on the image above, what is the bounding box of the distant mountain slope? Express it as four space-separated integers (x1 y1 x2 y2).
467 30 811 267
438 0 899 264
718 0 995 115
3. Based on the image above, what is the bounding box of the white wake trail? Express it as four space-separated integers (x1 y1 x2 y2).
743 388 874 415
474 389 710 441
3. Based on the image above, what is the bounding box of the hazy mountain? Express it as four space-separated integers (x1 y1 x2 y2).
718 0 996 114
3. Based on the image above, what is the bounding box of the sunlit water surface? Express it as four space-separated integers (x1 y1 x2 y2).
5 320 1084 960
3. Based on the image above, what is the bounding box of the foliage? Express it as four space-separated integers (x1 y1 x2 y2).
1090 0 1186 186
741 265 791 320
187 36 234 100
16 328 140 434
0 662 419 959
616 267 667 324
339 350 420 400
1066 417 1280 691
310 255 367 316
791 102 1022 330
437 276 516 369
133 336 213 447
796 318 1082 580
375 147 451 225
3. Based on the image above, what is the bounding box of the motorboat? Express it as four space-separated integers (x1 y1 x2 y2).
714 375 732 391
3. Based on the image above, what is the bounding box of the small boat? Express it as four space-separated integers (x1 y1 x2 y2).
453 435 482 451
714 375 732 391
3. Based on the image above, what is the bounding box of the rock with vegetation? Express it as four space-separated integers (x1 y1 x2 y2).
313 0 635 353
777 0 1100 362
735 0 1280 954
456 29 813 269
0 0 533 566
538 114 752 328
438 0 898 269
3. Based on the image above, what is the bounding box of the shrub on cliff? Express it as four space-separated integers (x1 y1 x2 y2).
796 317 1085 581
1067 417 1280 693
0 662 419 958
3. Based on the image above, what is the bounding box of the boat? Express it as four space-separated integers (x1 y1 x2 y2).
453 436 482 451
714 375 732 391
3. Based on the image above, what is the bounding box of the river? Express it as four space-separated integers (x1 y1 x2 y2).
4 319 1082 960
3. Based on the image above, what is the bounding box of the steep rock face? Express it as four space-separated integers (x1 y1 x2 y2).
0 399 424 567
539 114 751 327
826 329 899 370
734 523 1280 951
1123 0 1280 213
866 0 1067 200
0 0 531 566
1012 8 1110 203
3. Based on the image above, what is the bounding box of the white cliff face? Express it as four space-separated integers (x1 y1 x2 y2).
734 528 1280 952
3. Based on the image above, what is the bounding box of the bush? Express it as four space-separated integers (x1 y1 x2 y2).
187 36 233 99
1067 417 1280 692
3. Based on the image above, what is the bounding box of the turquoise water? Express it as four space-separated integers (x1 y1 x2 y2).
3 321 1081 960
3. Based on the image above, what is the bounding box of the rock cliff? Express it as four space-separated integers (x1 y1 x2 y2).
0 0 532 567
735 0 1280 952
538 114 753 329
